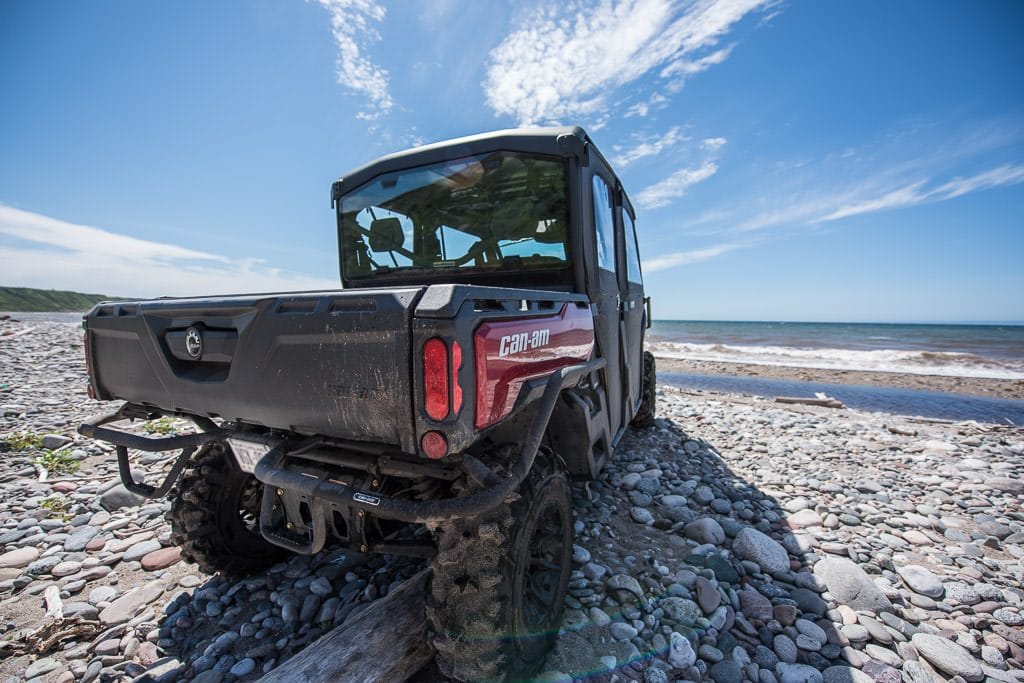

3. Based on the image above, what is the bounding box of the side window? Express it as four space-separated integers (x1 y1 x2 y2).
592 175 616 271
623 210 643 284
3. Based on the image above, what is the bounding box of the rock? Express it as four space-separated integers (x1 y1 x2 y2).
660 597 701 626
739 590 773 622
99 484 144 512
986 477 1024 494
813 558 892 613
230 658 256 677
89 585 117 605
141 547 181 571
99 580 165 625
309 576 333 596
64 526 99 552
0 546 38 569
787 509 823 528
694 576 721 613
610 622 637 640
709 660 742 683
733 528 789 574
661 494 687 508
25 657 62 679
668 631 697 669
774 634 798 663
631 507 654 524
777 663 824 683
41 433 73 449
911 633 984 682
606 574 644 601
51 560 82 577
822 666 873 683
123 539 162 562
684 517 726 545
896 565 944 598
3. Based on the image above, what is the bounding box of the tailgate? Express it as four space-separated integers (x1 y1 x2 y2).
85 288 423 452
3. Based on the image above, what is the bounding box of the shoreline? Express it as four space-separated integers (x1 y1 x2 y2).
653 355 1024 401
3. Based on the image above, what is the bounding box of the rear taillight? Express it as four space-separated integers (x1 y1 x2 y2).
451 341 463 415
421 431 448 459
423 337 449 421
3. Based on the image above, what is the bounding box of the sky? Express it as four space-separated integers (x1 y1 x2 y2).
1 0 1022 323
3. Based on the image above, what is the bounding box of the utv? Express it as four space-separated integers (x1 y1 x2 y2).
79 126 656 681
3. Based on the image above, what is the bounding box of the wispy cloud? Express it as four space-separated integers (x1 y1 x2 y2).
635 160 719 209
821 163 1024 222
317 0 392 121
612 126 688 168
0 205 337 298
484 0 772 125
642 240 747 272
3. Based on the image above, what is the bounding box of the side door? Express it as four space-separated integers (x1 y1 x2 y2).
617 196 645 419
589 171 624 439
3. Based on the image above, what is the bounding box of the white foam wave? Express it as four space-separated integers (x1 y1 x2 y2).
648 341 1024 380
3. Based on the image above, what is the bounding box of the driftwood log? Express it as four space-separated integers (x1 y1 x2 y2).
256 569 434 683
774 393 845 409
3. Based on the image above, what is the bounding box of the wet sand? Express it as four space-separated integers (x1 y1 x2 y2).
653 355 1024 401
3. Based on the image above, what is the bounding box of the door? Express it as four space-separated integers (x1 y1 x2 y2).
618 201 645 419
590 172 624 438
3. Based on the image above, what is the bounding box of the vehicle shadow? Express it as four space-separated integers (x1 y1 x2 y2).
541 407 883 682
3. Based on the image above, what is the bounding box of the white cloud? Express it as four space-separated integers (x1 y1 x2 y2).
612 126 688 168
821 163 1024 222
642 241 746 272
635 160 719 209
317 0 392 121
701 137 727 152
484 0 772 125
0 205 337 298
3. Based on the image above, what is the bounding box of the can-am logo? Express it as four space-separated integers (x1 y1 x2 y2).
498 328 550 357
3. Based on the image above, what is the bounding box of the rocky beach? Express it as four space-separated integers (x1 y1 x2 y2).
2 315 1023 683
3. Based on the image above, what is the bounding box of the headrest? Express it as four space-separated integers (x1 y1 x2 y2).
368 217 404 252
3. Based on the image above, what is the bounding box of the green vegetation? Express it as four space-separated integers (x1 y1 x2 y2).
2 432 42 451
32 449 81 475
142 417 184 435
0 286 121 312
39 494 73 521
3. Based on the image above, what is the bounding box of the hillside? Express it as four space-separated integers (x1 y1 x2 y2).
0 286 118 312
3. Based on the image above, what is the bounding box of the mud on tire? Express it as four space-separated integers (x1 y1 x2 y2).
427 448 573 682
631 350 657 428
167 442 285 576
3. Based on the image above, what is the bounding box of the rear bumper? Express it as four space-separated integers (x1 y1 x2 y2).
79 358 603 532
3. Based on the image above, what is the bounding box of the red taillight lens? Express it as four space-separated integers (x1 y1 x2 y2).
451 341 463 415
421 431 448 459
423 337 449 421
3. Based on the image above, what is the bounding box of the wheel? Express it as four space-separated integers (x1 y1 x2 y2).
427 448 573 682
167 442 286 576
631 350 657 428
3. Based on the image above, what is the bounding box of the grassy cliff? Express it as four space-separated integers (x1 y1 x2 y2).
0 286 118 312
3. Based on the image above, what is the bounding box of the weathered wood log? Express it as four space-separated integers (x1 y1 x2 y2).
774 395 845 409
256 569 434 683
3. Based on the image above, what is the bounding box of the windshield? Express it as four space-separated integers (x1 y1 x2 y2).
339 152 570 279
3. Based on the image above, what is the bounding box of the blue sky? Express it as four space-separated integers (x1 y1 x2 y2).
1 0 1022 322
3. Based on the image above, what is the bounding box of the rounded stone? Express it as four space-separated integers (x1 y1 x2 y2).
911 633 983 682
733 528 789 574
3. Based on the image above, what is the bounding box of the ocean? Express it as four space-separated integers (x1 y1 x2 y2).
649 320 1024 424
648 320 1024 380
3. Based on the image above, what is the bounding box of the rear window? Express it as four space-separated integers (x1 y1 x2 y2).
339 152 570 279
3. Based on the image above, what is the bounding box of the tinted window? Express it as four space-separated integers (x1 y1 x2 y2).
623 210 642 284
592 175 615 272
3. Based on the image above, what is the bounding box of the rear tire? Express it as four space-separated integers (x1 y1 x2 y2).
427 448 573 682
631 350 657 428
167 442 286 576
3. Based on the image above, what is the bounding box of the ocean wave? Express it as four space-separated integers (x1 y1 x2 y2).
648 341 1024 380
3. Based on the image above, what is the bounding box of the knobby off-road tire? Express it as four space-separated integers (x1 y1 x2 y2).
167 442 285 576
631 350 657 428
427 449 573 682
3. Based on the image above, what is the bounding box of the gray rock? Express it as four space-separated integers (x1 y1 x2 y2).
99 580 165 625
813 558 892 612
99 484 145 511
123 539 162 562
668 631 697 669
88 585 118 605
606 574 644 601
64 526 99 552
776 663 824 683
709 660 742 683
822 666 874 683
309 576 333 597
610 622 637 640
660 597 700 626
774 634 798 663
684 518 726 545
41 433 73 449
25 657 62 679
911 633 983 682
733 528 789 574
631 507 654 524
896 565 944 598
229 658 256 677
0 546 38 569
